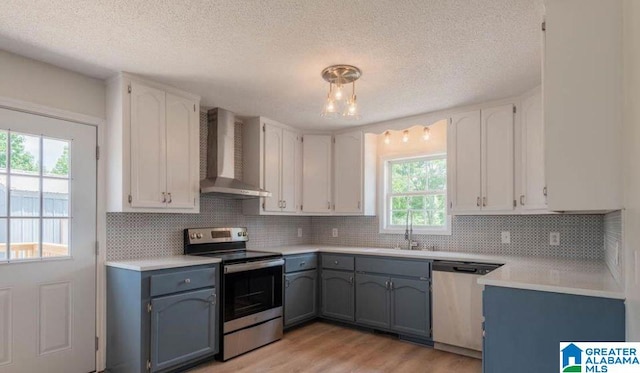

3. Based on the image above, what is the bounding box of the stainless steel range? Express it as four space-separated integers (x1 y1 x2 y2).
184 227 284 361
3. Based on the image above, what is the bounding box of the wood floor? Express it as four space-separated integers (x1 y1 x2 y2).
189 321 482 373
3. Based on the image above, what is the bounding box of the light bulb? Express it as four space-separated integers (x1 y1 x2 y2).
384 131 391 145
423 127 431 141
333 84 344 101
343 95 358 117
402 130 409 143
321 95 338 117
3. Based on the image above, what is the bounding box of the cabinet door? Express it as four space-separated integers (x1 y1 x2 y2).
165 93 198 209
284 270 317 327
302 135 332 213
449 111 481 212
390 277 430 338
481 104 514 211
150 288 217 372
320 269 354 322
520 91 546 210
334 131 363 213
263 124 282 212
130 82 167 208
355 273 389 329
281 129 299 213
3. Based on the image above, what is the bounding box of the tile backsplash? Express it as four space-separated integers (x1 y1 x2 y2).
604 210 623 283
106 111 607 262
311 214 604 260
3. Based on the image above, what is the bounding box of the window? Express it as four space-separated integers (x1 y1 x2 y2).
380 154 450 234
0 131 71 262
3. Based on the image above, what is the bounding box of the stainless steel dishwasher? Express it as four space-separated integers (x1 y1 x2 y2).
432 261 501 358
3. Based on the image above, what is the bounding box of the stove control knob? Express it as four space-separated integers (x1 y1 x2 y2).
190 233 197 240
196 233 203 239
237 232 242 237
243 232 247 237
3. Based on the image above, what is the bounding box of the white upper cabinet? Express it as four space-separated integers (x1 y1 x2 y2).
543 0 622 211
481 104 514 211
242 118 301 215
333 130 377 215
302 135 333 213
518 88 547 211
448 107 514 215
448 110 482 213
106 74 200 213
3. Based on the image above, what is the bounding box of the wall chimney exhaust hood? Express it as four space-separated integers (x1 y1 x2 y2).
200 108 271 199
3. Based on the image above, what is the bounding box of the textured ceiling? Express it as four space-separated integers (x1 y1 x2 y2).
0 0 543 129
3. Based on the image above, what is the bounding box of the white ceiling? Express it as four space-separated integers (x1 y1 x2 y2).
0 0 544 130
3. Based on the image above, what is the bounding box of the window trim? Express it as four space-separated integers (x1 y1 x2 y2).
378 153 452 235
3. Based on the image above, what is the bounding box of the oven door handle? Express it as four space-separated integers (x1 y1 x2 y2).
224 259 285 274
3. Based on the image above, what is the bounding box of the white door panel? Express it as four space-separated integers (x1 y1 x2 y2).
302 135 332 213
165 93 197 209
520 93 546 210
334 131 362 213
130 82 166 208
263 124 282 212
0 107 97 373
281 129 298 213
482 105 515 211
449 111 481 212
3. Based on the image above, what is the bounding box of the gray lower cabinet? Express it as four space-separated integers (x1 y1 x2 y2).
107 264 219 373
320 269 355 321
483 285 625 373
284 269 318 327
355 273 431 339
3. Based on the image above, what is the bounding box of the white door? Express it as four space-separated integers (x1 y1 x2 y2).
0 108 97 373
280 129 298 213
263 124 282 212
481 104 515 211
334 131 362 213
520 91 547 210
302 135 332 213
448 111 481 212
165 93 198 209
130 81 166 208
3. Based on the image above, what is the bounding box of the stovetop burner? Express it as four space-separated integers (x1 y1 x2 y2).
183 227 281 264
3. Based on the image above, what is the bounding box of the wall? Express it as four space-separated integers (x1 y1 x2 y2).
0 50 105 119
106 111 312 261
311 214 604 259
604 211 623 284
623 0 640 341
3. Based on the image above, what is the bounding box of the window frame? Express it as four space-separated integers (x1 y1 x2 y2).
379 153 451 235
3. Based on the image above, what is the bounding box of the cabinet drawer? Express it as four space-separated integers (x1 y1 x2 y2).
285 254 317 273
150 267 216 297
356 257 430 278
321 254 354 271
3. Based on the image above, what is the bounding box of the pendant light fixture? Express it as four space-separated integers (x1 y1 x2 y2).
321 65 362 119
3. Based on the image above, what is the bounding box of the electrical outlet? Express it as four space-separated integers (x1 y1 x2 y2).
332 228 338 237
297 228 303 238
549 232 560 246
614 241 620 266
501 231 511 244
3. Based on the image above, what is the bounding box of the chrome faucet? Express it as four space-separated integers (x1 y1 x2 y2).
404 211 418 250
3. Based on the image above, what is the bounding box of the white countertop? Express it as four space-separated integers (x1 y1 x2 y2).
260 245 624 300
106 255 221 271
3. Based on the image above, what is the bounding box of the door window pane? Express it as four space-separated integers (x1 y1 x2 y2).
9 133 40 175
0 175 7 216
42 218 69 257
10 218 40 260
0 131 7 172
43 179 69 217
10 176 40 216
0 219 6 260
43 138 69 178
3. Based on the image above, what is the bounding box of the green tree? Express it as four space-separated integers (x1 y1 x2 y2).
0 133 39 173
51 145 69 176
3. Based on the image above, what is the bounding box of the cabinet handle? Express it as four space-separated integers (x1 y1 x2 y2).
167 193 172 204
476 197 480 207
385 280 390 290
184 278 191 284
162 192 167 203
285 279 290 288
389 281 394 290
283 200 287 209
520 195 525 206
334 260 339 265
357 201 361 209
482 197 487 207
300 261 306 266
210 293 216 305
543 186 547 197
327 201 331 210
349 276 354 285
